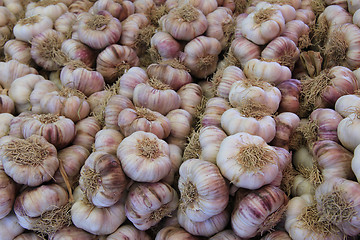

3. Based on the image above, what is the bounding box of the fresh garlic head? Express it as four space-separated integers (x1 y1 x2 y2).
125 182 178 230
107 225 151 240
178 159 229 222
0 135 59 186
117 131 171 182
217 132 280 189
13 15 53 42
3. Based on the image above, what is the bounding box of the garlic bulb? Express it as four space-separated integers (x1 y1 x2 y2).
133 80 181 115
0 135 58 186
295 8 315 25
232 185 288 238
146 61 193 91
30 29 68 71
93 129 124 155
337 112 360 151
26 1 68 21
0 60 38 89
50 226 97 240
213 65 245 99
324 23 360 70
117 131 171 182
183 36 222 79
205 7 234 49
313 140 354 181
276 78 301 113
21 114 76 149
77 11 122 50
119 13 151 55
72 117 102 152
125 181 178 230
104 94 135 130
221 107 276 143
40 87 91 123
244 59 292 85
177 207 229 237
118 67 148 100
162 144 183 185
271 112 300 150
61 39 96 67
229 77 281 114
315 177 360 236
178 159 229 222
0 94 15 114
8 74 45 113
60 62 105 96
0 169 16 219
4 40 33 66
71 189 126 235
155 226 198 240
199 126 227 164
107 225 151 240
53 144 90 189
13 15 53 42
261 36 300 70
55 12 77 38
166 109 193 140
90 0 135 21
261 231 291 240
291 174 315 197
242 2 285 45
217 132 280 189
281 19 310 48
14 184 70 235
96 44 140 84
0 213 24 240
177 83 202 117
285 194 344 240
8 111 33 138
79 151 127 208
161 4 208 41
118 107 171 139
149 31 182 61
335 93 360 118
201 97 230 127
69 0 94 14
0 113 13 137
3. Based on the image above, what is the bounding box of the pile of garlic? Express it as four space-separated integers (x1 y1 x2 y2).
1 0 360 239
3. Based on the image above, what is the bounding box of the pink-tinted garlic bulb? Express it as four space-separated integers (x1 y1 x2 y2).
118 107 171 139
60 63 105 96
183 36 222 79
96 44 140 84
107 225 151 240
295 8 315 26
271 112 300 150
94 129 124 155
133 79 181 115
201 97 230 128
179 0 218 15
199 125 227 164
155 226 198 240
29 79 59 114
4 40 33 66
281 20 310 48
51 226 97 240
125 181 178 230
13 14 53 42
61 39 96 67
40 88 91 123
0 169 16 219
213 65 245 99
90 0 135 21
205 7 234 49
25 1 68 21
277 78 301 113
68 0 94 15
0 60 38 89
232 185 288 238
21 114 76 149
118 67 148 100
177 83 202 117
147 61 193 91
72 117 102 151
0 94 15 114
54 12 77 38
230 37 260 68
77 11 122 49
104 94 135 130
161 4 208 41
149 31 182 61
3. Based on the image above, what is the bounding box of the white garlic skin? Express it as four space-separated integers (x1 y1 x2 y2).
0 213 24 240
13 15 53 42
